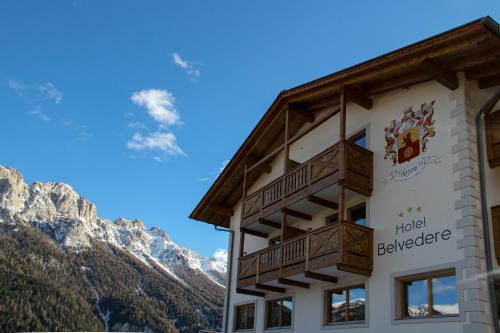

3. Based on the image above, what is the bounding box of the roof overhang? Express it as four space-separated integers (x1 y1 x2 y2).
190 16 500 228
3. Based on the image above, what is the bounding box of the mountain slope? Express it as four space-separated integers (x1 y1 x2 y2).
0 166 226 332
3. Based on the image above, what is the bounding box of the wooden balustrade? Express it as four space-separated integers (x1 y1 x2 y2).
241 140 373 222
237 221 373 283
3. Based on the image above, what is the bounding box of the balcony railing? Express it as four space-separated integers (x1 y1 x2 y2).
242 140 373 223
237 221 373 283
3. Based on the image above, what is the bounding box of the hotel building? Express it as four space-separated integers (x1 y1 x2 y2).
190 17 500 333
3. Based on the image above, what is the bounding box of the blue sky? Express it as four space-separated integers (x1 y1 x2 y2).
1 1 499 258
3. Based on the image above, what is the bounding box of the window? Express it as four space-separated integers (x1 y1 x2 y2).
348 202 366 226
269 236 281 246
349 129 367 148
325 285 365 324
234 303 255 330
399 270 458 318
325 213 338 225
266 297 293 329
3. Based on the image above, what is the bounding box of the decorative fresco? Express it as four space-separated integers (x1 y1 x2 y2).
384 101 436 166
383 101 441 183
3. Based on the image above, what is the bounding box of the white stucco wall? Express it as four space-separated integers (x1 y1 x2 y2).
224 77 498 333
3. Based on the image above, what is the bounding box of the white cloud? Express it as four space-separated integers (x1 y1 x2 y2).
199 177 211 182
127 131 186 157
28 106 49 122
213 249 228 263
171 52 200 78
7 79 62 104
131 89 181 126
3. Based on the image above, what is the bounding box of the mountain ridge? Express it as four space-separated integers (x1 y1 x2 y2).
0 165 226 332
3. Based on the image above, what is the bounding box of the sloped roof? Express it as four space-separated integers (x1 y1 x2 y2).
190 16 500 227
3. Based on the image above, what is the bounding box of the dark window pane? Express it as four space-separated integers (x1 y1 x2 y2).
247 305 254 329
330 290 347 322
350 204 366 226
267 301 281 328
326 213 338 225
432 276 458 315
235 307 245 330
406 279 429 317
282 299 293 326
348 287 366 321
354 135 367 148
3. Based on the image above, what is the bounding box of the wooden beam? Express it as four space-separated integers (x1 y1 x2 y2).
337 264 371 277
338 183 346 222
240 227 268 238
465 61 500 80
246 144 284 174
343 86 373 110
339 88 347 141
209 204 234 217
245 155 272 174
236 288 265 297
478 74 500 89
239 231 245 257
255 283 286 293
278 278 310 289
281 208 312 221
304 271 338 284
289 104 315 123
421 59 459 90
307 195 338 209
259 218 281 229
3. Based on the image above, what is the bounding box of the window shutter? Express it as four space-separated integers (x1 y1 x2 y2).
485 110 500 168
491 206 500 264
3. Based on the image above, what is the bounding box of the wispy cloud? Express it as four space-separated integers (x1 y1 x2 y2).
131 89 181 126
127 121 146 129
127 131 186 157
7 79 62 104
171 52 200 79
218 159 230 174
28 106 49 122
199 159 230 182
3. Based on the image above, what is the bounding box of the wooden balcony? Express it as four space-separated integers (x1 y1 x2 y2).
237 221 373 290
241 140 373 229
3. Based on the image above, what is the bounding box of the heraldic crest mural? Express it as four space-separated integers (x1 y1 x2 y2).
384 101 436 166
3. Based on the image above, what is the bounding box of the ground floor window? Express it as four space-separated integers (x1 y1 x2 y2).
398 269 458 318
325 285 366 324
234 303 255 330
266 297 293 329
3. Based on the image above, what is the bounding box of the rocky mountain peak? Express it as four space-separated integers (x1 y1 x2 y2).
0 165 227 286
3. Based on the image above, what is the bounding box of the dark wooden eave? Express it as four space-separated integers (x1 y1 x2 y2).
190 16 500 227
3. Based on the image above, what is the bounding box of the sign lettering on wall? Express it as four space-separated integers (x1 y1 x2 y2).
377 206 452 256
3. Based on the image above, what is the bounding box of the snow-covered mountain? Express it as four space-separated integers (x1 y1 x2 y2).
0 165 226 286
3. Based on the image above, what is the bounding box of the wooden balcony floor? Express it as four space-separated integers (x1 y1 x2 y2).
243 183 365 234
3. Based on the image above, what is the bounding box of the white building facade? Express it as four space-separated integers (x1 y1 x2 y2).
191 17 500 333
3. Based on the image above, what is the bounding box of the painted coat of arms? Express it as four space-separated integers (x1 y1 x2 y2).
384 101 436 166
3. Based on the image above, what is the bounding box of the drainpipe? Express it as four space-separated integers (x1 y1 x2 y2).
476 89 500 333
215 225 234 333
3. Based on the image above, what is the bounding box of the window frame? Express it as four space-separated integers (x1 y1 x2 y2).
265 296 293 329
234 303 256 331
324 284 366 325
397 269 458 319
